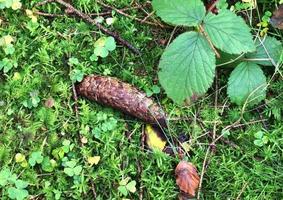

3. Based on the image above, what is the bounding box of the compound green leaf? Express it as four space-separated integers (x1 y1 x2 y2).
158 32 216 104
28 151 43 167
152 0 205 26
228 62 267 106
105 37 116 51
246 36 283 66
8 187 29 200
15 180 29 189
204 10 255 54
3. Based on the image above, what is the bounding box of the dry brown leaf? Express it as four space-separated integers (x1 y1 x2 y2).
270 5 283 29
44 97 55 108
175 161 200 198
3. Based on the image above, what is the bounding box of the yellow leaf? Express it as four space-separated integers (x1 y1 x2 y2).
13 72 21 81
26 9 33 17
94 37 106 47
0 35 14 46
11 0 22 10
181 142 191 153
50 159 57 167
26 9 38 22
145 125 166 151
80 136 88 144
15 153 26 163
87 156 100 166
119 177 130 186
20 160 28 168
31 16 38 23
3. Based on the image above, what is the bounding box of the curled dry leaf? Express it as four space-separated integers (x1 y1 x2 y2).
76 75 167 126
270 5 283 29
175 161 200 198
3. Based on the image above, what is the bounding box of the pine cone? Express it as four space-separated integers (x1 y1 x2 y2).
76 75 167 127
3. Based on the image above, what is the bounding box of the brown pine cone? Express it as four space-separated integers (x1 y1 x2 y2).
76 75 167 127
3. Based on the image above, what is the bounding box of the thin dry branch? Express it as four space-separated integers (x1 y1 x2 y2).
96 0 165 28
35 0 140 55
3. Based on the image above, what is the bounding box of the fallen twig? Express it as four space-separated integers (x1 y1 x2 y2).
90 180 97 199
35 0 54 7
72 83 79 119
96 0 165 28
35 0 140 55
35 11 64 17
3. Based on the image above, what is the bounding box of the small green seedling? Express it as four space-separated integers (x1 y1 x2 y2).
63 159 82 177
28 151 44 167
254 131 269 147
118 177 136 196
92 36 116 59
0 168 29 200
22 90 41 108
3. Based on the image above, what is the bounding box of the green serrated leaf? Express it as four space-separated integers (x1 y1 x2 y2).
204 10 255 54
152 0 205 26
246 36 283 66
227 62 267 106
158 32 216 104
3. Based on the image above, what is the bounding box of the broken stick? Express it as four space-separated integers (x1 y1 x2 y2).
35 0 140 55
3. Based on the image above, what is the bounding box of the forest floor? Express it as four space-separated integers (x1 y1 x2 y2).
0 0 282 199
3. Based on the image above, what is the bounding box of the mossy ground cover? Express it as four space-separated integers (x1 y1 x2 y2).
0 0 282 199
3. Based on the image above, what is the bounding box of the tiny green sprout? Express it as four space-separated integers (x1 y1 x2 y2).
254 131 269 147
63 160 82 177
68 57 80 66
22 90 40 108
0 168 29 200
93 36 116 58
3 43 15 55
118 177 136 196
41 157 57 172
28 151 44 167
0 58 17 73
257 11 272 36
146 85 161 97
70 69 84 83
